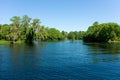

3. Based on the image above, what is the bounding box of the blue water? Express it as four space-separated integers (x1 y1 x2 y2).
0 40 120 80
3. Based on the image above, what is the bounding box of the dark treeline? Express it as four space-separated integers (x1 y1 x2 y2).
0 15 84 43
83 22 120 42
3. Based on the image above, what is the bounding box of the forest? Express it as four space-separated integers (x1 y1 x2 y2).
0 15 85 44
1 15 120 44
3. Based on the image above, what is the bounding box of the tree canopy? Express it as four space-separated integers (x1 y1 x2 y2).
0 15 84 44
83 22 120 42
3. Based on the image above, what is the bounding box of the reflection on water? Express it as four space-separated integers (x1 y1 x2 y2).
0 42 45 79
83 42 120 63
84 42 120 54
0 40 120 80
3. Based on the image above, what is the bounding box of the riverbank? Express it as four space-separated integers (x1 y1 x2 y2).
0 40 10 44
108 39 120 43
0 40 24 44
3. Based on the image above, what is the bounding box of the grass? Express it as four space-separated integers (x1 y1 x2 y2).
14 40 24 44
0 40 24 44
0 40 10 44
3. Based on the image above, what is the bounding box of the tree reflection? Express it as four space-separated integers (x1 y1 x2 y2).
83 42 120 54
1 42 48 79
83 42 120 63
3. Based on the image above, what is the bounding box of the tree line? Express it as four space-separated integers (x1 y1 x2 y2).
1 15 118 43
0 15 85 43
83 22 120 42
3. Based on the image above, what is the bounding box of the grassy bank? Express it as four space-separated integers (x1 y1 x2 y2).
0 40 24 44
108 40 120 43
14 40 24 44
0 40 10 44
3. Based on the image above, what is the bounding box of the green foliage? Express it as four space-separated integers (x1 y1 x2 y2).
47 28 64 41
0 15 85 44
68 31 85 40
25 28 35 43
83 22 120 42
62 31 68 40
10 16 21 28
35 26 48 41
21 15 31 28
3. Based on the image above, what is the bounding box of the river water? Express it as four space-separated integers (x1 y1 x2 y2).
0 40 120 80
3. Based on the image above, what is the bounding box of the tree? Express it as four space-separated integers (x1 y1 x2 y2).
10 16 21 43
93 21 99 26
25 28 35 43
62 31 68 39
32 19 40 29
83 22 120 42
10 16 21 28
68 32 75 40
47 28 64 41
21 15 31 27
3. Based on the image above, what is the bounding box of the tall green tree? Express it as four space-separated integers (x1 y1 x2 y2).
10 16 21 43
10 16 21 28
21 15 31 27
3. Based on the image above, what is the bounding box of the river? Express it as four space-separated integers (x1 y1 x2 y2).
0 40 120 80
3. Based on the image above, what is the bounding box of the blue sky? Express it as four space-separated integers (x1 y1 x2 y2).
0 0 120 32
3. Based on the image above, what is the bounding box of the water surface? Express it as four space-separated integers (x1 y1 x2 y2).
0 40 120 80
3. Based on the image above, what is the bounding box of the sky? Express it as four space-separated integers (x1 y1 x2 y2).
0 0 120 32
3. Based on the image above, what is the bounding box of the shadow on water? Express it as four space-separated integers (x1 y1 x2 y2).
7 42 46 69
83 42 120 54
83 42 120 63
9 41 47 52
0 41 49 79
